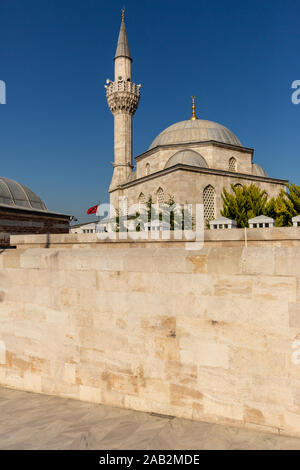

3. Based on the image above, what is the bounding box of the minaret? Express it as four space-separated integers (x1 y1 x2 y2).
105 10 141 192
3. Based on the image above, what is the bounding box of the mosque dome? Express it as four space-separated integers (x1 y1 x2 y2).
165 150 208 169
149 119 242 150
252 163 268 177
0 177 47 211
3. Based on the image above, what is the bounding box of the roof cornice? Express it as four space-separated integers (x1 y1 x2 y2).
134 140 254 161
0 204 71 219
109 164 288 192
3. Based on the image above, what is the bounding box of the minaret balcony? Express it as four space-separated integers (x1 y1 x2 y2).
105 79 141 97
105 79 141 115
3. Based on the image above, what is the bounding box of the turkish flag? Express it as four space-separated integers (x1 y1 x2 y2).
87 204 99 215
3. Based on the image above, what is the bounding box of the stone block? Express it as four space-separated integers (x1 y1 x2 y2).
186 254 207 273
102 371 139 396
139 378 170 403
241 246 275 275
164 360 198 386
244 401 284 429
170 383 203 407
79 385 102 403
203 396 244 422
213 275 253 297
253 276 296 302
180 338 229 369
289 302 300 328
207 247 243 275
3 251 20 268
230 347 287 377
275 248 300 277
23 371 42 393
64 363 76 384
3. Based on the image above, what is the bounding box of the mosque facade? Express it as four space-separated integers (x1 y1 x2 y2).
105 13 287 222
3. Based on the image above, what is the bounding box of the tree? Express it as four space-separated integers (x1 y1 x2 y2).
221 184 268 228
287 184 300 214
265 184 300 226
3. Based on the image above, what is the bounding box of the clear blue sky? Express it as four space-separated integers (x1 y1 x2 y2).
0 0 299 222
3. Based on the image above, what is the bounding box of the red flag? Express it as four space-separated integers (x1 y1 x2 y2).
87 204 98 215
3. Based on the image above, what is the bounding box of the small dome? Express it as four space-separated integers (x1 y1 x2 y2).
252 163 268 177
149 119 241 149
0 177 47 210
165 150 208 169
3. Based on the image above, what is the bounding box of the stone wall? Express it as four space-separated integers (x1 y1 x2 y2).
112 167 286 219
0 242 300 437
10 227 300 249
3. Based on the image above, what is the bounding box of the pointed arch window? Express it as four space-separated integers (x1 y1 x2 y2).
138 192 146 207
157 187 165 204
229 157 237 172
203 185 216 221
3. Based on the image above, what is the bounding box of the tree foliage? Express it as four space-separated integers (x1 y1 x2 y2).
221 183 300 228
266 184 300 226
221 184 268 228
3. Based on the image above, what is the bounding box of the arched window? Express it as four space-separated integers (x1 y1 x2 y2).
234 183 242 189
203 185 216 221
157 187 164 204
119 196 128 216
229 157 237 172
138 192 146 209
146 163 150 176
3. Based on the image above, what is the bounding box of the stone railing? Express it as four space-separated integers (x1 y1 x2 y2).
105 79 141 96
105 79 141 115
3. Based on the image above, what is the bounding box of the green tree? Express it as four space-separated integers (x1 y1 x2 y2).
266 184 300 226
287 184 300 214
221 184 268 228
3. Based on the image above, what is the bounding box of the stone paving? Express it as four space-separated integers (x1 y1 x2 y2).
1 387 300 450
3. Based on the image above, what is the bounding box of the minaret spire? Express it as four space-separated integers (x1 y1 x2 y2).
105 11 141 194
115 9 132 61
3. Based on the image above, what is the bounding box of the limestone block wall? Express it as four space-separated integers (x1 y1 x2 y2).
119 168 285 216
0 244 300 437
136 143 253 177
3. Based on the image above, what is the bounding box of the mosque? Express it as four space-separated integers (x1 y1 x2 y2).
105 12 287 222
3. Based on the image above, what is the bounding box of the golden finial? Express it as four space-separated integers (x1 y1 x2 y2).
190 96 198 120
121 8 125 22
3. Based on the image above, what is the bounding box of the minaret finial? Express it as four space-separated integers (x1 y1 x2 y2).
115 8 131 60
190 96 198 120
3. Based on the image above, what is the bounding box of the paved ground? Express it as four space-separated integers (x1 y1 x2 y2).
1 387 300 450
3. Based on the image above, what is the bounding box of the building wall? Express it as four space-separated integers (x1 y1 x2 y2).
111 168 286 217
135 143 253 178
0 209 70 244
1 241 300 436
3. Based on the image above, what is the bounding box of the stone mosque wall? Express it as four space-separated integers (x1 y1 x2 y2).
1 235 300 436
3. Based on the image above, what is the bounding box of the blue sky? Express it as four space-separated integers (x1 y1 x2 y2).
0 0 299 222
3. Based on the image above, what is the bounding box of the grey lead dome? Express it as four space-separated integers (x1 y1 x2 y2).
0 177 47 211
252 163 268 177
149 119 242 149
165 150 208 169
